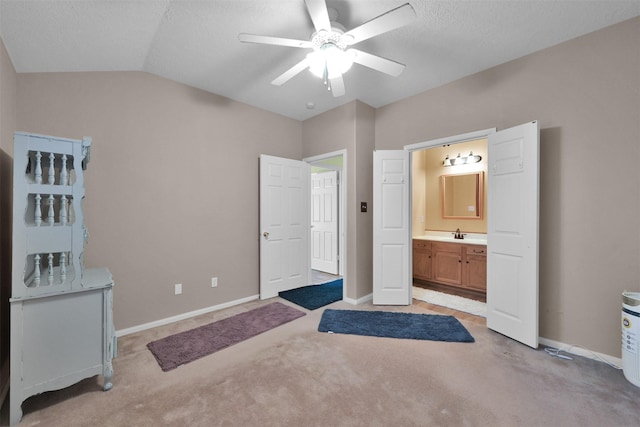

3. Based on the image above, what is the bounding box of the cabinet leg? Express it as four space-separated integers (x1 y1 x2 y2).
103 363 113 391
9 396 23 426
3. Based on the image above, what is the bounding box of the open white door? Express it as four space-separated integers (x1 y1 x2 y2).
486 121 540 348
311 171 339 274
373 150 411 305
260 155 311 299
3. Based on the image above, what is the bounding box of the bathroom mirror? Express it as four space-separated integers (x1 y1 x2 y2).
441 172 484 219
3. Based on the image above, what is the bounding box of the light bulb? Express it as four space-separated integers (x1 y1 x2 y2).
307 44 354 79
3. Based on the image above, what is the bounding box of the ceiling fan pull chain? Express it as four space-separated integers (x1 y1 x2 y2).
323 62 328 86
323 62 331 92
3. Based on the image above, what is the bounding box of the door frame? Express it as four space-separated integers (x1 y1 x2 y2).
303 149 347 297
404 128 496 300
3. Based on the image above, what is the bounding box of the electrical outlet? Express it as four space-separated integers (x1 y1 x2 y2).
211 277 218 288
174 283 182 295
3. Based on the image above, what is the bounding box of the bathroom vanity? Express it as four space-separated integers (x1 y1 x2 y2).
413 234 486 294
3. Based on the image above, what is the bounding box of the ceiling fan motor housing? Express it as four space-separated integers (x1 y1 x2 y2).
310 22 352 51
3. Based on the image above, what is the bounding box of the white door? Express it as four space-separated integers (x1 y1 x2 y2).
311 171 339 274
259 155 311 299
373 150 411 305
486 121 540 348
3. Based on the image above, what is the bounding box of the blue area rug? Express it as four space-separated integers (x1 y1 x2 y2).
318 309 475 342
279 279 343 310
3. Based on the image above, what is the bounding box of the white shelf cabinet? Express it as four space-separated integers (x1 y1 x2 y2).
9 132 115 426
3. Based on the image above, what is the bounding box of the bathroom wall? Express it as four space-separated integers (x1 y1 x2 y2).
411 149 427 236
412 139 488 235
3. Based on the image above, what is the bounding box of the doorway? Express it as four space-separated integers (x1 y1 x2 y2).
259 150 346 300
410 138 488 318
304 150 346 292
380 122 540 348
310 170 339 275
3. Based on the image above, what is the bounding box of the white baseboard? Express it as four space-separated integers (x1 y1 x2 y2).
116 294 260 337
343 292 373 306
115 293 621 370
538 337 622 368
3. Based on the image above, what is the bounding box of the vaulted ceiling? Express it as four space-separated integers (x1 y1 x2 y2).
1 0 638 120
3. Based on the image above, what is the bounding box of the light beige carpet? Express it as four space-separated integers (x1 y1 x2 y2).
2 299 639 426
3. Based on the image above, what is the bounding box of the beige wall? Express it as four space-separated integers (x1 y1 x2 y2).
411 149 427 236
15 71 302 330
2 17 638 360
353 102 375 299
0 36 16 400
377 17 640 357
301 101 375 301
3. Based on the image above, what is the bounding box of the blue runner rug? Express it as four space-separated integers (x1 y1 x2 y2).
279 279 343 310
318 309 475 342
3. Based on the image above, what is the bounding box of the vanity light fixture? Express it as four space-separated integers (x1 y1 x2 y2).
442 151 482 167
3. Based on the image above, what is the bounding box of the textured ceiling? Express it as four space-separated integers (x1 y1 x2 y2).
1 0 638 120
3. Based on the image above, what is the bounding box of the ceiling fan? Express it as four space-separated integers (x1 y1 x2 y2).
238 0 416 97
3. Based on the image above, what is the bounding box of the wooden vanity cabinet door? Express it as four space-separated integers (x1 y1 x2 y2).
412 240 432 280
464 245 487 291
432 242 462 286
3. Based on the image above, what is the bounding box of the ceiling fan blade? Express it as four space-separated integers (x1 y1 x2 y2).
344 3 416 45
329 75 345 97
350 49 406 77
239 33 313 48
304 0 331 32
271 57 311 86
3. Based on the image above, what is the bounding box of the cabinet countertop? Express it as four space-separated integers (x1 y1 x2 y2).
413 235 487 246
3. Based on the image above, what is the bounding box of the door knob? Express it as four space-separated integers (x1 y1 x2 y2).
263 231 269 239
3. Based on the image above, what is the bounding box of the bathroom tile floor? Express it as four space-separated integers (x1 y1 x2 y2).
412 298 487 326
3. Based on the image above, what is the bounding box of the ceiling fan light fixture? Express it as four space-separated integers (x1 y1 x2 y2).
307 44 354 79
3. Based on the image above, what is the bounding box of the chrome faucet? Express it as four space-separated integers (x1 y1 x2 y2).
453 228 464 239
